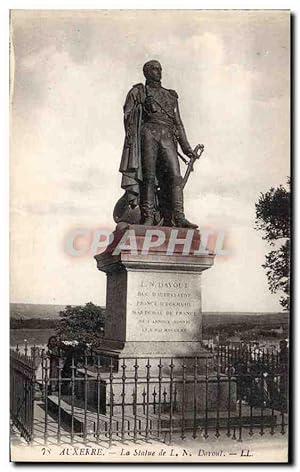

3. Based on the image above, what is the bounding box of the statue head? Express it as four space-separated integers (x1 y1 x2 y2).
143 60 162 82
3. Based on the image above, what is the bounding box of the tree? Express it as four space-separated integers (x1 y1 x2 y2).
56 302 106 348
255 180 290 310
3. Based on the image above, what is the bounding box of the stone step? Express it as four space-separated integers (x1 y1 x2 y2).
47 396 108 434
47 396 163 435
46 395 278 438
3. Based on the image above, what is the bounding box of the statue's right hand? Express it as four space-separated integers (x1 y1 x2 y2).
145 95 154 104
145 95 155 110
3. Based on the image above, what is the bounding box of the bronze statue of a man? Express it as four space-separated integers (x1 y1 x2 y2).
115 60 198 228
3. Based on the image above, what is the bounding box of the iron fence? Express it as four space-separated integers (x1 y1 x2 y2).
10 344 288 446
208 343 285 372
10 349 36 442
209 344 288 410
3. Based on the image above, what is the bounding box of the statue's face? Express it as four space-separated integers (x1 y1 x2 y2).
145 61 162 82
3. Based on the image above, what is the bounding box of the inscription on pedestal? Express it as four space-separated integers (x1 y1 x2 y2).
127 271 202 342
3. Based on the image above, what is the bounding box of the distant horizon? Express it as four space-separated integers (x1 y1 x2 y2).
10 301 287 315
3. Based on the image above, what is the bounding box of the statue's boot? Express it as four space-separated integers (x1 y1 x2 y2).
158 186 174 226
163 217 174 227
141 178 155 226
172 181 198 229
162 207 174 227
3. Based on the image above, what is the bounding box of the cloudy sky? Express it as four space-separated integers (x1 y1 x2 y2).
10 10 290 311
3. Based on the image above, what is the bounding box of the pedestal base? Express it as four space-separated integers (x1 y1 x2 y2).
95 338 214 377
97 339 210 358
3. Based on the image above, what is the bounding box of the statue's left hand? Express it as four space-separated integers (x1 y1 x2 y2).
187 150 196 160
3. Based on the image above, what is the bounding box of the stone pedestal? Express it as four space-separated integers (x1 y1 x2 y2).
91 226 237 417
95 225 214 362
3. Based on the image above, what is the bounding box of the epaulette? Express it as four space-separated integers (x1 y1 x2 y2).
168 89 178 99
132 83 145 89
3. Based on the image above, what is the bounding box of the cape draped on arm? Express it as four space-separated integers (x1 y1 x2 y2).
119 83 145 206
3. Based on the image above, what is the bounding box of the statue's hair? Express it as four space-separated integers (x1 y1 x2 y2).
143 60 162 78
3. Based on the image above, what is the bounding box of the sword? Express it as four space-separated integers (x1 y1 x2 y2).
182 144 205 188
